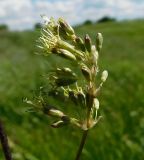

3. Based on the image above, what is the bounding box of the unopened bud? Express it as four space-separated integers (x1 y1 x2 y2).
77 91 86 107
90 98 99 120
101 70 108 82
53 49 76 61
93 98 99 110
56 67 76 78
55 77 77 86
96 33 103 52
84 34 92 52
48 108 64 117
58 18 75 35
59 25 74 40
81 65 91 81
91 45 99 65
69 91 78 105
75 37 86 52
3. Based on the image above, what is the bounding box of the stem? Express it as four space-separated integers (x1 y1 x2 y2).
75 130 88 160
0 120 12 160
74 78 94 160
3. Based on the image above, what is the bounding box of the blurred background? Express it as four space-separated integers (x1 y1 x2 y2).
0 0 144 160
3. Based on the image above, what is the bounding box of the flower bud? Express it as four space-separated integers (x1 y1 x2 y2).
84 34 92 52
68 90 78 105
62 67 71 72
93 98 99 110
101 70 108 82
53 48 76 61
59 25 74 40
58 18 75 35
81 65 91 81
62 68 76 77
48 108 64 117
56 67 76 78
75 37 86 52
91 45 99 65
96 33 103 52
77 91 86 107
90 98 99 120
55 77 77 86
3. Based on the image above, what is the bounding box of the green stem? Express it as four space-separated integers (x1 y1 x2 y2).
75 130 88 160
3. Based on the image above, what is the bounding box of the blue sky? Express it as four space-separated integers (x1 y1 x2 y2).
0 0 144 30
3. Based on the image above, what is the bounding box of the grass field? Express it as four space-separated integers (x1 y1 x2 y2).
0 20 144 160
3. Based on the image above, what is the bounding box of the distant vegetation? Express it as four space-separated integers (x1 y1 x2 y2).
0 20 144 160
34 23 42 30
0 24 8 31
83 20 93 25
97 16 116 23
81 16 116 26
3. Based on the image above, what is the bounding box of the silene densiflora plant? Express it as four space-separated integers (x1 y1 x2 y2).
25 15 108 160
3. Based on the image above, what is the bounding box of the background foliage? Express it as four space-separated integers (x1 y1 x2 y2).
0 20 144 160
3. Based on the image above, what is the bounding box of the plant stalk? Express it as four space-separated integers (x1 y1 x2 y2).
0 120 12 160
75 130 88 160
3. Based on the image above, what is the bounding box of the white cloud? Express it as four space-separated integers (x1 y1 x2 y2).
0 0 32 16
0 0 144 30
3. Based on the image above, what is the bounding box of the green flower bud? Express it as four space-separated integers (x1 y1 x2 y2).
96 33 103 52
75 37 86 52
77 91 86 107
62 67 71 72
52 48 76 61
91 45 99 65
48 108 64 117
81 65 91 81
101 70 108 82
90 98 99 120
58 40 84 59
68 90 78 105
84 34 92 52
56 67 76 78
59 25 74 40
58 18 75 35
55 77 77 87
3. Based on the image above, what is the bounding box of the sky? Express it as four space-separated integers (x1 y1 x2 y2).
0 0 144 30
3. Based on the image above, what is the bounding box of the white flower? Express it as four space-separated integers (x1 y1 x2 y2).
38 17 59 54
41 15 50 25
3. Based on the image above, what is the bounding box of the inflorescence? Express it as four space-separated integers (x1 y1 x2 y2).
25 15 108 131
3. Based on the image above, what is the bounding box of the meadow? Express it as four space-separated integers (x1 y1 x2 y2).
0 20 144 160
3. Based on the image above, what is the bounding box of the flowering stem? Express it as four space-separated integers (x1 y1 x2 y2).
34 16 107 160
75 130 88 160
0 120 12 160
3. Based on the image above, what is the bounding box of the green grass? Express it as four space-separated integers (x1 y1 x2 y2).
0 20 144 160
